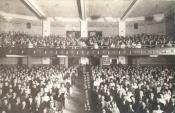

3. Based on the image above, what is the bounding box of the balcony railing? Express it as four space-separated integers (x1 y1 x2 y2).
0 46 175 56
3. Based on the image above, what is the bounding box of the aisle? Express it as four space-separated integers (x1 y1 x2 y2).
63 75 85 113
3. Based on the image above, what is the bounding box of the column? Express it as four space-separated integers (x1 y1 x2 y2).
27 56 32 68
80 20 88 37
64 57 68 68
17 57 23 65
42 19 51 37
59 56 68 68
119 20 126 37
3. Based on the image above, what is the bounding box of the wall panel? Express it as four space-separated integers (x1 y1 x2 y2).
0 20 42 35
126 21 166 35
131 56 175 64
0 57 18 64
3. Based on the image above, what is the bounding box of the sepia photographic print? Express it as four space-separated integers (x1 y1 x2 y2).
0 0 175 113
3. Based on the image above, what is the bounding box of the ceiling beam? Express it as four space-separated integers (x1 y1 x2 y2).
0 11 39 21
76 0 86 20
20 0 46 19
121 0 139 20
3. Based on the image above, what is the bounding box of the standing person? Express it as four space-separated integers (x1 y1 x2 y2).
59 84 66 109
12 97 21 113
19 101 30 113
153 105 164 113
48 101 57 113
127 104 134 113
1 99 11 113
41 107 48 113
9 92 17 113
110 102 120 113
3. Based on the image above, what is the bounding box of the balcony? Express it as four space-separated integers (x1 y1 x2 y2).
0 46 175 57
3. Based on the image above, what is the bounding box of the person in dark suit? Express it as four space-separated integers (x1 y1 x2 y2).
19 101 30 113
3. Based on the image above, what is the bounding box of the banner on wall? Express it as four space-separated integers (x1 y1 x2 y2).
66 31 80 38
66 31 102 38
88 31 102 37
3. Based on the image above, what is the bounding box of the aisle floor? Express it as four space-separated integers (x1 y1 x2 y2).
63 77 85 113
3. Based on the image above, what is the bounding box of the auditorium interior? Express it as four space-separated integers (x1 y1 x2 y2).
0 0 175 113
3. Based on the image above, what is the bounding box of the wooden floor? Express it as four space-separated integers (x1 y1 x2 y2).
63 76 85 113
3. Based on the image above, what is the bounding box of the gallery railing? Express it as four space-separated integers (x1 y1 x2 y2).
0 43 175 49
0 46 175 56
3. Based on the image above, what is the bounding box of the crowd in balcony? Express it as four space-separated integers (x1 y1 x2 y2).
0 65 79 113
0 32 175 49
91 65 175 113
0 32 83 48
86 34 175 49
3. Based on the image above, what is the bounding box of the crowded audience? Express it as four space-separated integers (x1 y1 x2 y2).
0 65 79 113
91 65 175 113
0 32 175 49
86 34 175 49
0 32 84 49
